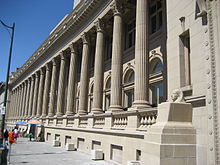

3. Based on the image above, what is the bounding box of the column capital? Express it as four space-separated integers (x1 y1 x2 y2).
69 43 77 54
81 32 90 45
45 62 52 71
110 0 123 16
35 71 40 78
59 51 66 61
40 67 45 75
52 58 58 66
94 18 105 33
31 75 35 81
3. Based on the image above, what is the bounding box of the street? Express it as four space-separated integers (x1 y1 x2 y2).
8 138 113 165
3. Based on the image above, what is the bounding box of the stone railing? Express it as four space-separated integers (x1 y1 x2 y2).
93 117 105 129
39 108 158 131
8 108 158 131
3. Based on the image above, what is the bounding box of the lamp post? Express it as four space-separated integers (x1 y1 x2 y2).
0 20 15 146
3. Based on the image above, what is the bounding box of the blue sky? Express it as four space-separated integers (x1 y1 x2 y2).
0 0 74 82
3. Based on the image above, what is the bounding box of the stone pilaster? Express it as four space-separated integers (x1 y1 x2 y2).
133 0 150 109
65 43 78 116
56 52 67 117
48 58 58 117
18 85 23 118
42 63 52 117
91 19 105 114
36 68 45 117
109 1 123 112
28 76 35 118
78 32 90 115
32 72 40 117
24 78 31 117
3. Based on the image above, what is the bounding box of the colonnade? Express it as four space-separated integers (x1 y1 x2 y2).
8 0 150 119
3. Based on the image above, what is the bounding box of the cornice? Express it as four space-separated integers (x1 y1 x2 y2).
11 0 107 85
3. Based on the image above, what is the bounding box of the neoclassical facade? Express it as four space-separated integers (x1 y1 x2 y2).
5 0 220 165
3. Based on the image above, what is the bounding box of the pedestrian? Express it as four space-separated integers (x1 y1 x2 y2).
29 133 33 141
13 128 19 140
3 129 9 145
8 129 16 144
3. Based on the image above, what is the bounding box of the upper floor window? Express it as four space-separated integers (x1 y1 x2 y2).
149 0 163 34
125 19 136 49
106 36 112 60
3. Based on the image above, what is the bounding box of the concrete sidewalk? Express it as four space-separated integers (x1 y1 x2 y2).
8 138 113 165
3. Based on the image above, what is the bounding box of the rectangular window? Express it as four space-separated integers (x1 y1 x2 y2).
149 0 163 34
125 19 136 49
179 30 191 87
111 145 123 164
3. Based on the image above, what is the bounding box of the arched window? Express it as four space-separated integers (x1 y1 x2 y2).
104 77 111 111
123 69 135 109
152 61 163 74
149 58 164 107
105 77 111 89
88 83 94 113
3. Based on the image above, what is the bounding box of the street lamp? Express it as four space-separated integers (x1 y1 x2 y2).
0 20 15 146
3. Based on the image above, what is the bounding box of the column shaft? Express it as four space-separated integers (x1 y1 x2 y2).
78 33 90 115
92 19 105 114
133 0 150 108
36 68 45 117
109 1 123 112
19 84 25 118
32 73 40 117
42 63 51 117
66 44 77 116
24 79 31 117
48 59 58 117
56 53 67 116
28 76 35 117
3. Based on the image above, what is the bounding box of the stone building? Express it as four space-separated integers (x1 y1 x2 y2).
5 0 220 165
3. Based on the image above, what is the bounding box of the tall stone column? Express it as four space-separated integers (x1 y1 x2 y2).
133 0 150 109
24 79 31 117
28 76 35 118
19 83 25 118
78 33 90 115
15 87 19 118
18 85 23 118
32 72 40 117
91 19 105 114
48 58 58 117
36 68 45 117
42 63 52 117
65 43 78 116
56 52 67 117
22 81 28 117
109 1 123 112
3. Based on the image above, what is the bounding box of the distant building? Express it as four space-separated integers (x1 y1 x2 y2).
6 0 220 165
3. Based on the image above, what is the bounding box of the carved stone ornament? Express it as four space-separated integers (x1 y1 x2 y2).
95 18 105 33
170 89 185 103
110 0 123 16
81 32 89 44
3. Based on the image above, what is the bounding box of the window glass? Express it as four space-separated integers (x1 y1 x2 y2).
151 82 164 107
152 61 163 74
149 0 163 34
106 78 111 89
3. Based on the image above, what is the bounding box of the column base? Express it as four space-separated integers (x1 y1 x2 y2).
65 111 75 116
48 113 55 117
55 112 63 117
77 110 87 116
90 108 104 115
131 100 151 110
108 105 124 113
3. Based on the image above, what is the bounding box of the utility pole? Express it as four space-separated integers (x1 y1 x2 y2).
0 20 15 146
